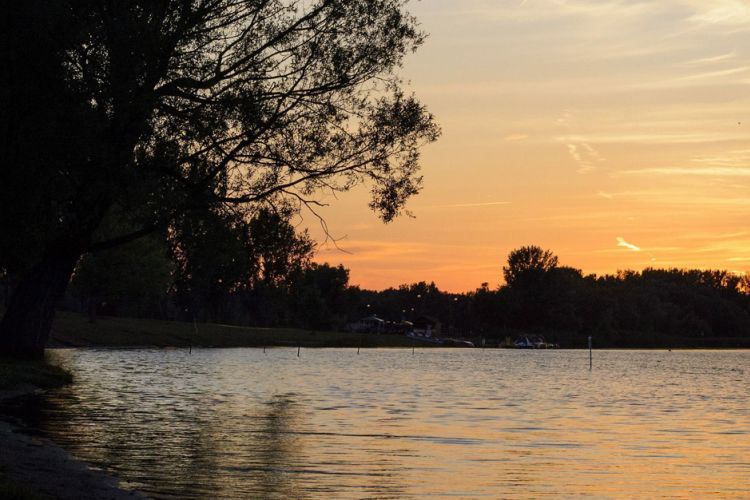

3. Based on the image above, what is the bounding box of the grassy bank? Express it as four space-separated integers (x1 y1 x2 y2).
0 355 73 392
541 327 750 350
0 309 742 352
49 311 440 349
0 351 71 500
47 311 750 350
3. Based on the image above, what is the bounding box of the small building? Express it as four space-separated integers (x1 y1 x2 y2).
388 321 413 335
412 315 442 338
347 315 385 334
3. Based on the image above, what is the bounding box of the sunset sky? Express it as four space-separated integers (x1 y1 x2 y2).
309 0 750 292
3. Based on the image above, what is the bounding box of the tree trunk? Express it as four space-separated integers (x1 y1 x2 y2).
0 247 81 359
88 294 98 324
3 280 10 309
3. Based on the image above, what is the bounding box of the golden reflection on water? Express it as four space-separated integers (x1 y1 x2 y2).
13 349 748 499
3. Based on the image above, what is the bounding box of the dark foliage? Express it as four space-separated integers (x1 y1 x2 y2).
52 243 750 349
341 248 750 348
0 0 439 357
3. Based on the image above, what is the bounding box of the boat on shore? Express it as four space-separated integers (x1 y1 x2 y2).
405 334 474 347
441 338 474 348
406 332 443 344
514 334 557 349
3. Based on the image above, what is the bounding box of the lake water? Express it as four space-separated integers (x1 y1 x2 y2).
5 348 749 499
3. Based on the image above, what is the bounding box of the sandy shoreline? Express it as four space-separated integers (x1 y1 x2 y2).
0 388 149 500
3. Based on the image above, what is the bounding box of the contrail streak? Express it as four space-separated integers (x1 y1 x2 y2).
617 237 640 252
617 237 656 261
419 201 511 210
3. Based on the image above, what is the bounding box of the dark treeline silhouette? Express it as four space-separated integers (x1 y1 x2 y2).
0 1 438 358
470 246 750 347
353 268 750 348
59 206 360 332
5 243 749 349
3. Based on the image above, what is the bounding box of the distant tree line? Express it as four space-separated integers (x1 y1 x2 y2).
468 246 750 347
3 240 749 348
330 246 750 348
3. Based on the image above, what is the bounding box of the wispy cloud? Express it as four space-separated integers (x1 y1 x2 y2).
418 201 511 210
316 240 425 260
621 167 750 177
567 144 588 172
681 50 738 66
313 239 518 291
677 230 750 241
690 1 750 27
582 143 604 162
598 191 614 199
567 132 734 145
675 65 750 82
505 134 528 141
617 237 657 261
617 237 641 252
566 142 605 173
559 110 606 174
691 150 750 168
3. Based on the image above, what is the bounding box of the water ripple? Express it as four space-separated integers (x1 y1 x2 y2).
1 348 747 500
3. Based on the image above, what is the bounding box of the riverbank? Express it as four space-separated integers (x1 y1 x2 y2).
48 311 441 349
0 397 149 500
0 356 148 499
48 311 750 350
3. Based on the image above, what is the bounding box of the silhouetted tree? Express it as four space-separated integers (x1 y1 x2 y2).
170 207 253 323
247 210 315 289
71 234 173 322
291 263 350 330
242 208 315 327
471 282 500 334
503 246 559 287
0 0 439 357
169 206 314 325
502 246 560 329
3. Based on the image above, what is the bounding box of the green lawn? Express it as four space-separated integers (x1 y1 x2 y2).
0 343 71 500
49 311 438 349
0 355 73 391
10 310 740 353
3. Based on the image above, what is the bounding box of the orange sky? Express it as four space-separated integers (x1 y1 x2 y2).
307 0 750 292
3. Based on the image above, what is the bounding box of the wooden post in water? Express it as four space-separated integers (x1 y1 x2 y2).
191 314 199 354
588 335 592 370
298 332 302 357
412 336 415 355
